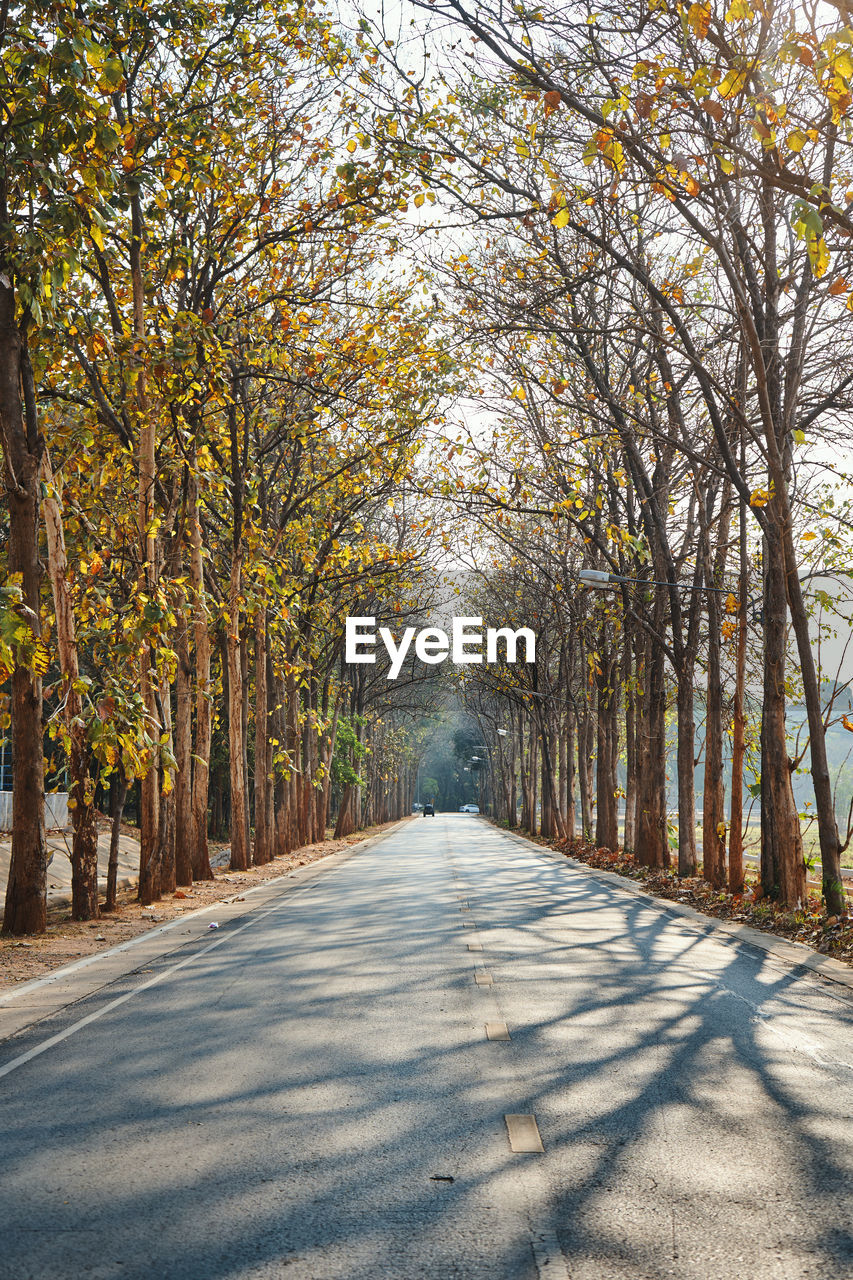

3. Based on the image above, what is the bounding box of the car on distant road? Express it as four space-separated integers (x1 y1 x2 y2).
459 803 480 814
423 803 435 816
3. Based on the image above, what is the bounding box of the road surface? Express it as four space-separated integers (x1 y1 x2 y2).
1 816 852 1279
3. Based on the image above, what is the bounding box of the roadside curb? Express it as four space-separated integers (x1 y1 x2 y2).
0 819 411 1042
492 821 853 998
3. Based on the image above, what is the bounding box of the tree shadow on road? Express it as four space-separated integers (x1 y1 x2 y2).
1 824 852 1280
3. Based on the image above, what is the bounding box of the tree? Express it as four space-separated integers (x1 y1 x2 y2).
371 0 853 907
1 2 117 932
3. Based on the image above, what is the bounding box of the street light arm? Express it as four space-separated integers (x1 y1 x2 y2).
578 568 731 593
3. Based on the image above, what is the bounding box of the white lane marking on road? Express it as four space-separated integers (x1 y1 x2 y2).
474 970 494 985
505 1114 544 1153
0 889 316 1082
485 1021 511 1041
530 1232 571 1280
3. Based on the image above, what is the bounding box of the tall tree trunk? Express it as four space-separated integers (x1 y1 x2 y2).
509 731 518 827
41 450 99 919
702 592 726 888
226 387 249 873
729 496 748 895
1 264 47 934
577 705 593 839
335 784 355 838
104 768 128 911
525 718 538 835
702 491 731 887
518 709 530 830
635 624 669 869
783 529 845 913
675 671 697 876
253 610 270 865
318 696 341 839
156 671 177 895
272 667 291 856
132 191 160 900
558 719 567 823
353 692 364 830
227 557 249 871
188 469 213 880
240 629 251 860
174 589 194 886
623 640 637 854
287 668 301 848
760 520 805 905
564 709 576 841
595 637 619 851
540 736 553 839
105 772 129 913
302 681 316 845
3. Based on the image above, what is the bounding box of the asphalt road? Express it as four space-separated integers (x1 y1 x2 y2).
1 816 852 1280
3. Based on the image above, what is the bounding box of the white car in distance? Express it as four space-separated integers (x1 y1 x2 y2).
459 804 480 814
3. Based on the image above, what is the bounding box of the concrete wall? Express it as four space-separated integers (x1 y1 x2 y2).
0 793 69 833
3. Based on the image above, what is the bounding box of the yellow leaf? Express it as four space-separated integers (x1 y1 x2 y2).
346 139 357 153
809 234 830 279
725 0 752 19
688 2 711 35
719 67 748 98
787 129 807 153
552 207 571 228
90 222 104 252
414 192 424 207
801 531 817 540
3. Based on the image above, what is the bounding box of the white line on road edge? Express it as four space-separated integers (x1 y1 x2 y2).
0 885 260 1005
0 822 410 1008
0 865 316 1006
0 889 313 1083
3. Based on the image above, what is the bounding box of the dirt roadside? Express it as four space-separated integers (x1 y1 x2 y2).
555 835 853 969
0 823 401 989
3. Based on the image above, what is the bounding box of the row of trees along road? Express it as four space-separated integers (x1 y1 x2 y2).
4 0 853 930
354 0 853 914
0 0 456 933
